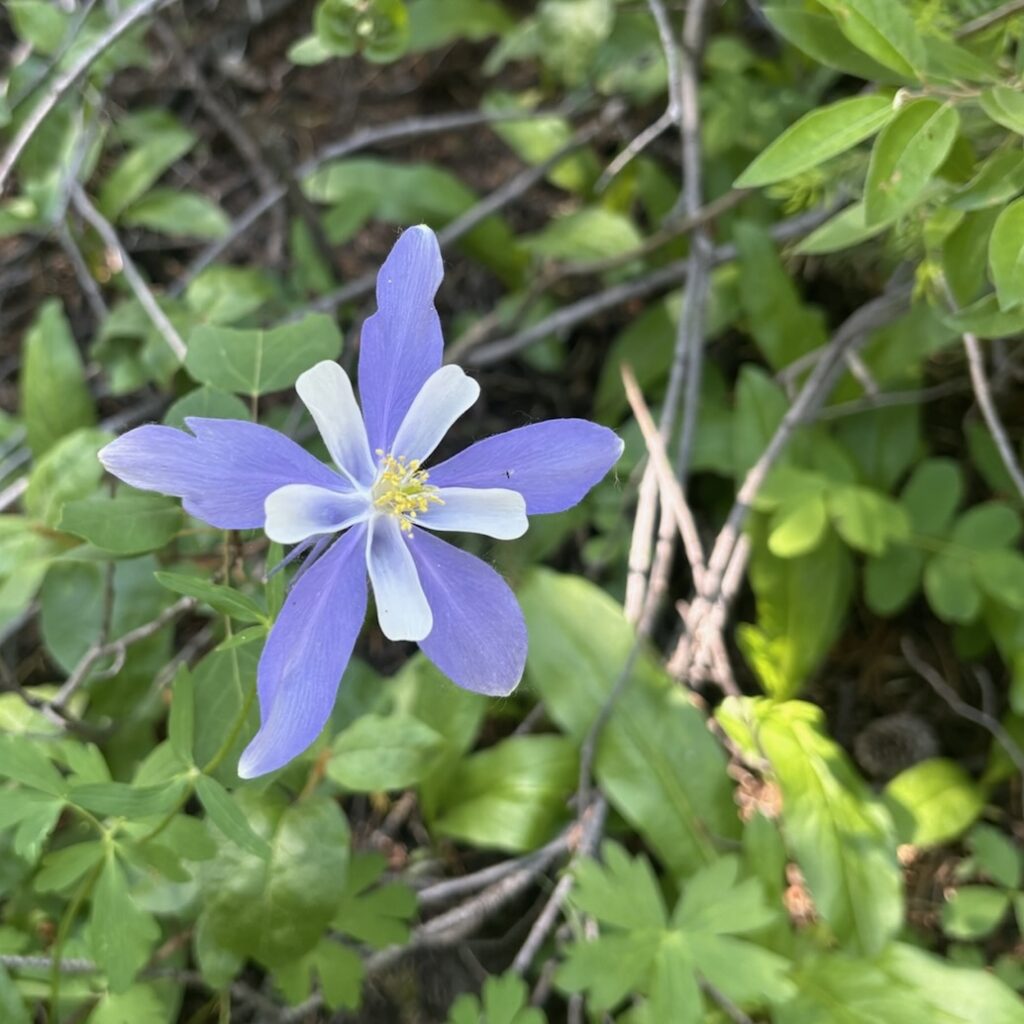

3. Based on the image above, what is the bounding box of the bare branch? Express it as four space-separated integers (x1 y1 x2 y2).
0 0 177 194
962 329 1024 501
70 184 188 363
901 638 1024 779
956 0 1024 37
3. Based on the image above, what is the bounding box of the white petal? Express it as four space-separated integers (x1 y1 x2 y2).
366 515 432 642
389 365 480 463
264 484 370 544
417 487 528 540
296 361 376 486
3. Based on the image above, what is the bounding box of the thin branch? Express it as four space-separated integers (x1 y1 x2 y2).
50 596 195 712
0 0 177 193
962 329 1024 501
177 104 580 290
956 0 1024 37
621 364 706 587
298 105 621 320
70 184 188 363
901 638 1024 779
466 204 832 367
511 797 608 976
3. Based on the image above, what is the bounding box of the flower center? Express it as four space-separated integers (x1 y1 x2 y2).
372 452 443 532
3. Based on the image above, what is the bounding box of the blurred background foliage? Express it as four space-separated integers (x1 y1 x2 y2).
0 0 1023 1020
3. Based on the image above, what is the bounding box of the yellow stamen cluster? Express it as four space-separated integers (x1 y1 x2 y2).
373 451 443 532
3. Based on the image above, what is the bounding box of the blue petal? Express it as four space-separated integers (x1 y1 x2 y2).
358 225 445 454
98 417 346 530
409 529 526 696
428 419 625 515
238 526 368 778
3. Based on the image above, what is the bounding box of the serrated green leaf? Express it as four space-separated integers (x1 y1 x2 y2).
332 852 415 948
573 842 668 932
0 735 66 796
71 780 187 819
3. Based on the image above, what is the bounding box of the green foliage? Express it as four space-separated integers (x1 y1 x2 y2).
3 0 1024 1019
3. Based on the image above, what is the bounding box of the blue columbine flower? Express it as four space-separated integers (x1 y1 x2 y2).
98 225 623 778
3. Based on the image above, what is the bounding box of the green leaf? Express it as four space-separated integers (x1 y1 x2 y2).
967 824 1022 889
310 940 364 1011
168 666 195 765
0 735 66 796
431 735 578 852
59 492 182 555
25 428 110 527
195 774 272 859
185 266 278 325
902 458 964 535
735 95 894 188
199 792 350 968
521 208 642 263
768 495 829 558
121 188 230 239
86 984 168 1024
99 120 196 221
163 385 250 427
9 0 69 52
520 570 738 874
943 293 1024 338
185 313 343 397
865 544 924 616
191 638 261 781
762 5 899 80
35 840 105 893
980 86 1024 136
795 201 895 255
89 854 160 993
98 124 196 221
20 300 96 457
0 964 30 1024
942 886 1011 940
864 100 959 225
973 549 1024 609
154 571 266 624
448 973 545 1024
573 842 668 931
817 0 925 77
735 221 828 370
557 931 663 1011
950 151 1024 213
883 759 985 846
734 698 902 955
408 0 512 52
989 197 1024 311
952 503 1021 550
924 552 981 624
71 780 187 819
328 713 446 791
827 485 909 556
738 525 853 700
332 851 415 948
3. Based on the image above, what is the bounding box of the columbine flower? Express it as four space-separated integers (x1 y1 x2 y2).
99 226 623 778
